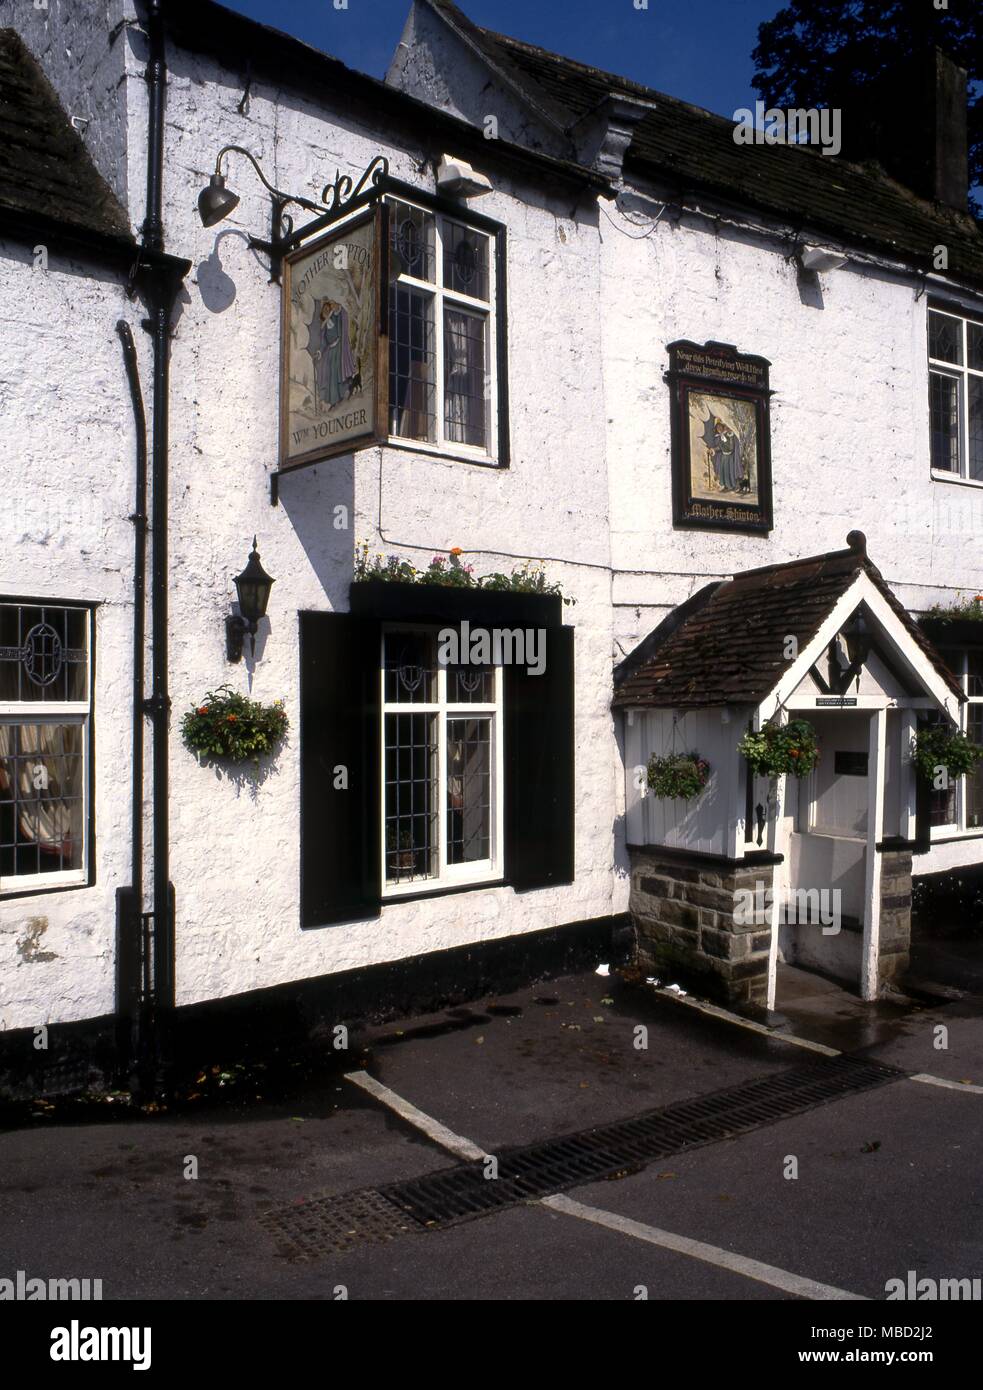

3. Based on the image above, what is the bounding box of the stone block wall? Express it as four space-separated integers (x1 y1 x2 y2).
630 847 776 1008
879 848 913 985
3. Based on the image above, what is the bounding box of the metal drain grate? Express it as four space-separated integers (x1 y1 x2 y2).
259 1187 425 1258
378 1054 904 1228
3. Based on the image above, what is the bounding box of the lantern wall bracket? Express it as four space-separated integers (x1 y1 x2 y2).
218 150 391 283
225 613 253 664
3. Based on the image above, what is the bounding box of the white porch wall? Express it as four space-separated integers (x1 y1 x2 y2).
623 708 740 856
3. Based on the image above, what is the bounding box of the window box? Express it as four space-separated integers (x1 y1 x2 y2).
349 579 563 630
918 616 983 648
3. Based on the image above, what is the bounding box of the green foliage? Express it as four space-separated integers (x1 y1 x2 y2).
181 685 288 765
912 725 983 782
738 719 820 779
646 751 711 800
752 1 981 215
354 541 574 603
923 596 983 623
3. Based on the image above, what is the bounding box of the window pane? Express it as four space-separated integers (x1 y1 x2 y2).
385 713 437 884
0 604 88 703
0 723 84 877
446 661 494 703
969 374 983 481
967 650 983 698
389 285 436 442
929 310 962 364
929 371 960 472
442 220 490 301
936 647 964 688
444 307 488 449
384 631 437 704
968 321 983 372
389 201 435 283
447 717 491 865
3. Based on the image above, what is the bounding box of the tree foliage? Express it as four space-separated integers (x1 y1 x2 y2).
752 1 981 213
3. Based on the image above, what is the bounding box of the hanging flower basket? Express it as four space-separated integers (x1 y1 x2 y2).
912 726 983 782
180 685 288 765
646 751 711 800
738 719 820 779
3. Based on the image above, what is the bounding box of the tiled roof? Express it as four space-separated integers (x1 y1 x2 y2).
0 28 131 241
425 3 983 291
612 544 964 709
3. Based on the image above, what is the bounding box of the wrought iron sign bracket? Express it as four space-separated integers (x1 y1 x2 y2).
248 156 391 285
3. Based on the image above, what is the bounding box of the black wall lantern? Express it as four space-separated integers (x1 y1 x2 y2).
829 605 873 693
227 537 275 662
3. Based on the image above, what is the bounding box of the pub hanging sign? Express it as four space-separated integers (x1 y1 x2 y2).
666 340 774 534
279 202 389 473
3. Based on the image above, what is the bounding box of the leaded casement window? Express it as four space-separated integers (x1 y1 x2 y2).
929 647 983 834
928 305 983 480
298 607 573 928
381 626 503 894
387 196 501 462
0 601 92 893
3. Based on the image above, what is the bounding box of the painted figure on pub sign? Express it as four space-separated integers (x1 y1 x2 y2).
280 207 384 472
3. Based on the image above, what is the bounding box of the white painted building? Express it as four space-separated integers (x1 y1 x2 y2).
389 0 983 1008
2 0 983 1089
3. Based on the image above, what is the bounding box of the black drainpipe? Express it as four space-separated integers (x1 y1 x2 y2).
115 321 148 1090
115 0 183 1096
143 0 177 1092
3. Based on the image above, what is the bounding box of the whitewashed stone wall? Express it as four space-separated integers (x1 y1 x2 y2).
4 8 620 1022
0 240 140 1030
158 41 616 1005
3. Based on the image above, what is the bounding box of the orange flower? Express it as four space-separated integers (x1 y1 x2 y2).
449 546 463 556
226 714 238 722
198 706 209 715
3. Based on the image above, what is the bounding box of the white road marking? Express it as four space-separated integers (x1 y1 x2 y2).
345 1069 489 1160
655 987 983 1091
651 987 841 1055
542 1193 868 1300
348 1070 866 1299
909 1072 983 1095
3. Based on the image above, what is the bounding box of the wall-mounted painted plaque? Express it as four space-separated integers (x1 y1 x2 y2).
666 340 773 533
279 203 389 473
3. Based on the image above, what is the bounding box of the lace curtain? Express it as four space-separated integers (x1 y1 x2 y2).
0 656 81 868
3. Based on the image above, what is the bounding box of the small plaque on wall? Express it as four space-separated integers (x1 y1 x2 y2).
666 340 774 534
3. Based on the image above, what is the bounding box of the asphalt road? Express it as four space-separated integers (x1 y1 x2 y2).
1 968 981 1304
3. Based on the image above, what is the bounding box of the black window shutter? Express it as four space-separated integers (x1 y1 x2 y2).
300 612 381 927
505 625 575 890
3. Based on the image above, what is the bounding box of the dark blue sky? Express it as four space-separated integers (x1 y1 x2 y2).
221 0 783 120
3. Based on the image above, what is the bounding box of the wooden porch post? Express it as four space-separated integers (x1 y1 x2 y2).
862 707 887 1000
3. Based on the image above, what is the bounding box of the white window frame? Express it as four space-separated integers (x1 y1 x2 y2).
928 305 983 484
929 647 983 840
386 196 499 464
380 623 505 898
0 604 92 894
